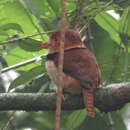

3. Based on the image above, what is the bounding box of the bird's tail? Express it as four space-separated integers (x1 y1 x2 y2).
82 88 95 117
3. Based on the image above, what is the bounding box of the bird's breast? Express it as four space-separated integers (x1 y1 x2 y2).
45 60 81 94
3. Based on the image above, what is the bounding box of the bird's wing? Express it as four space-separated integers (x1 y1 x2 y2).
54 48 101 89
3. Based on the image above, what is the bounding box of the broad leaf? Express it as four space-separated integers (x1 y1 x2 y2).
111 112 126 130
0 1 35 35
103 112 126 130
95 11 120 45
46 0 60 16
9 65 45 89
65 109 86 130
119 6 130 46
75 113 109 130
4 46 47 71
0 23 24 33
20 0 60 31
18 38 42 52
90 22 130 82
39 17 58 31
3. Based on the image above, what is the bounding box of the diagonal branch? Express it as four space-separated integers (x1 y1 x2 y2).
0 82 129 112
0 31 53 45
1 54 46 73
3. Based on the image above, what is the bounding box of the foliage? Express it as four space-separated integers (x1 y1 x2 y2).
0 0 130 130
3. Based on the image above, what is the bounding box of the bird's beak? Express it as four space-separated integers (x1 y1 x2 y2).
40 42 49 49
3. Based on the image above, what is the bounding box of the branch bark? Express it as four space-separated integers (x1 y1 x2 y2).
0 82 129 112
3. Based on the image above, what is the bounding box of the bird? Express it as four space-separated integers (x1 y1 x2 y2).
40 29 102 117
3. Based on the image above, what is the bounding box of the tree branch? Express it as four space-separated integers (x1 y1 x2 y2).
0 82 129 112
79 0 114 33
1 55 45 73
0 31 53 45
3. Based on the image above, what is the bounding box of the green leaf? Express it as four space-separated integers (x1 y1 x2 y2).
20 0 50 17
75 113 109 130
111 112 126 130
119 6 130 46
115 0 130 9
95 11 121 45
18 38 42 52
46 0 60 16
0 1 35 35
39 17 57 31
103 112 126 130
65 109 86 130
0 30 8 36
0 23 24 33
3 46 47 71
10 65 45 89
90 22 130 82
19 0 59 31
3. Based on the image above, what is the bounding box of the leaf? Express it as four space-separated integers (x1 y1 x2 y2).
46 0 60 16
0 30 8 36
95 11 121 45
0 1 36 35
40 111 55 129
75 113 109 130
90 21 130 82
111 112 126 130
20 0 50 17
0 23 24 33
3 46 47 71
9 65 45 89
39 17 57 31
19 0 59 31
102 112 126 130
115 0 130 9
65 109 86 130
18 38 42 52
119 6 130 46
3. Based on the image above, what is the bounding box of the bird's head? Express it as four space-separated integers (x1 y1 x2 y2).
40 29 86 53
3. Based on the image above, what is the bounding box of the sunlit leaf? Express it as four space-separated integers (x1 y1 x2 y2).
19 0 60 32
95 11 121 45
0 1 35 35
119 6 130 46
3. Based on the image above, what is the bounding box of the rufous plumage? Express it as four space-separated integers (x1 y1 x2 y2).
41 29 101 117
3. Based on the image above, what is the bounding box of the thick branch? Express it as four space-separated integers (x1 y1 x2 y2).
0 82 130 112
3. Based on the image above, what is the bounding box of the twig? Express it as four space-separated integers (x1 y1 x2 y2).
55 0 66 130
70 0 86 29
107 112 114 130
2 111 16 130
0 31 53 45
1 55 46 73
79 0 114 33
